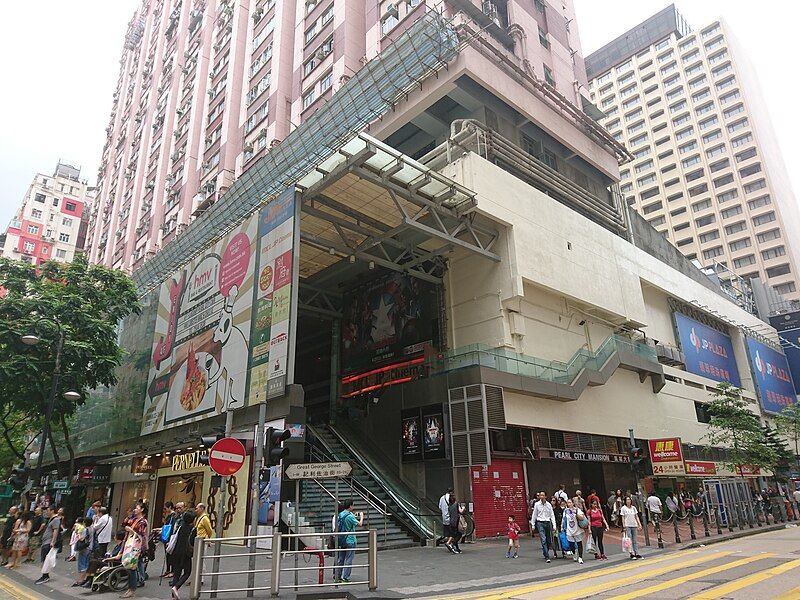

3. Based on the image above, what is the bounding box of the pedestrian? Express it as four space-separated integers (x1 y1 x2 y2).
194 503 213 540
86 501 101 523
620 496 643 560
665 491 679 516
1 506 19 566
555 484 569 504
6 510 31 569
586 489 600 511
573 490 586 512
154 502 177 578
120 501 148 598
94 506 113 558
84 530 126 587
561 499 586 564
334 500 364 582
646 491 663 523
588 500 608 560
445 495 465 554
72 517 93 587
35 505 62 585
437 488 453 547
67 517 82 562
505 515 520 559
530 491 557 563
169 510 196 600
25 507 44 563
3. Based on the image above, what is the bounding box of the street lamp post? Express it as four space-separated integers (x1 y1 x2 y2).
20 317 80 488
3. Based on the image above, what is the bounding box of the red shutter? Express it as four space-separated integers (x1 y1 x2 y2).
470 458 529 538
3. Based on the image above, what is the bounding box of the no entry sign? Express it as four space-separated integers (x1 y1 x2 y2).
209 437 246 476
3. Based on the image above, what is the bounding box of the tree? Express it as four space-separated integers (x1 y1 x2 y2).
703 383 778 475
0 254 139 477
774 403 800 471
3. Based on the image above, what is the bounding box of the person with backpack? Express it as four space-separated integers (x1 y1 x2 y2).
154 502 177 578
445 495 465 554
334 500 363 583
169 510 196 600
72 517 94 587
561 499 587 565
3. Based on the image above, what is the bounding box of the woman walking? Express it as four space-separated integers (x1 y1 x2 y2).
587 500 609 560
6 511 31 569
561 499 586 565
72 517 93 587
121 502 149 598
169 510 196 600
620 496 643 560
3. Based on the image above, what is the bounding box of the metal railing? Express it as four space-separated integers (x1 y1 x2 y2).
189 530 378 599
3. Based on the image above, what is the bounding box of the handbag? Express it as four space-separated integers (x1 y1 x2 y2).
577 510 589 529
585 535 597 554
559 530 570 551
160 519 173 544
121 519 144 569
621 532 633 553
458 515 468 533
166 524 181 554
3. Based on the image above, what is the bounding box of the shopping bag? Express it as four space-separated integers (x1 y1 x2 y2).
585 535 597 554
121 533 142 569
41 547 57 575
559 531 570 551
621 532 633 553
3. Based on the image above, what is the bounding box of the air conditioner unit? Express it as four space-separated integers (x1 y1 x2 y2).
385 2 399 19
205 136 214 144
176 108 185 117
208 88 216 98
213 42 222 51
184 51 193 60
243 142 254 152
11 248 20 253
316 47 330 60
145 182 154 189
253 7 263 22
482 0 499 23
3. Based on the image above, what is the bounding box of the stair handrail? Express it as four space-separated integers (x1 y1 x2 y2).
314 424 438 539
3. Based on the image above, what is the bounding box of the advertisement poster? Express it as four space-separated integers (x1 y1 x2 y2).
745 336 797 413
648 437 684 476
769 311 800 395
248 189 297 403
421 405 446 460
142 215 259 435
341 272 439 375
674 313 741 387
401 408 422 461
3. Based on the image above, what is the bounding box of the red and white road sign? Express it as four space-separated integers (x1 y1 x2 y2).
209 437 246 476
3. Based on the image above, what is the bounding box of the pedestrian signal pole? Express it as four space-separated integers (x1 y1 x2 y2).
628 428 650 546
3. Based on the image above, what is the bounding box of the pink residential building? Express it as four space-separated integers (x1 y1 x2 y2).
87 0 626 271
1 162 94 266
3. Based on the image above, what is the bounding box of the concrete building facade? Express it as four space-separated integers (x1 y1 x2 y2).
586 6 800 303
0 162 93 266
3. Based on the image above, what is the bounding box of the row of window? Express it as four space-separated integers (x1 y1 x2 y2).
20 240 69 258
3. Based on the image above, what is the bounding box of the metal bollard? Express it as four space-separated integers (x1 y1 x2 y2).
726 505 735 534
735 503 746 531
654 513 664 549
745 502 755 529
672 514 682 543
688 512 697 540
189 536 205 600
270 530 281 597
713 506 723 535
702 507 710 537
368 529 378 591
779 501 788 523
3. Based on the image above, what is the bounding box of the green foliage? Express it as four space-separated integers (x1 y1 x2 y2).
774 404 800 468
0 254 140 467
703 382 778 473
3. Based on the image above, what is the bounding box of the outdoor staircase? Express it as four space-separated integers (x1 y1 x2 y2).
294 425 435 550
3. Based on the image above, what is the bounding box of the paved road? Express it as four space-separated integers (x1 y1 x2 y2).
427 526 800 600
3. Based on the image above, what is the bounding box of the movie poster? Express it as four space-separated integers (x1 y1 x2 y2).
421 405 446 459
341 272 439 375
401 408 422 461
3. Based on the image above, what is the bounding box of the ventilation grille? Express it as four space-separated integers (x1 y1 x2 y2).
467 398 485 430
469 432 490 464
448 384 495 467
451 434 470 466
450 402 467 432
485 385 506 430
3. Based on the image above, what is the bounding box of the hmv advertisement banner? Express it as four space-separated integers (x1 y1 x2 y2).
674 313 741 387
745 337 797 414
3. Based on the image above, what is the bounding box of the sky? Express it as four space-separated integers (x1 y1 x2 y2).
0 1 798 229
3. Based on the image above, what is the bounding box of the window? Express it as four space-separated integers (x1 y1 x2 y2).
713 174 734 188
31 208 43 219
55 249 67 259
649 216 666 227
660 62 677 76
306 0 318 14
671 206 687 217
703 24 721 38
735 147 757 163
676 237 693 247
699 116 718 130
664 177 680 188
665 86 684 101
246 71 271 105
723 103 744 119
62 217 73 227
744 179 767 194
670 100 687 114
695 401 712 424
632 147 651 159
695 214 716 227
629 133 648 147
703 246 723 260
775 282 797 295
618 72 634 85
685 62 703 76
689 183 709 197
655 135 670 146
620 183 633 193
543 65 555 87
655 38 670 51
702 129 722 144
732 133 753 149
640 187 660 200
706 144 726 159
762 246 785 261
692 88 711 103
766 264 791 278
686 168 705 183
65 201 77 212
658 149 674 160
717 189 738 203
534 0 545 13
682 49 700 63
658 49 674 62
24 241 36 252
642 200 662 214
739 163 762 178
695 102 715 116
320 4 333 26
381 14 398 35
699 230 719 244
52 198 59 207
692 199 712 212
752 211 776 227
727 118 749 133
757 228 781 243
58 232 70 242
250 44 273 78
721 205 743 219
661 163 676 174
733 255 756 269
716 76 736 91
679 141 698 154
720 89 741 104
616 59 633 73
667 193 685 204
622 96 640 109
625 107 643 122
41 246 48 255
675 126 694 141
34 193 46 203
302 90 315 109
729 238 751 252
254 17 276 49
725 221 746 235
627 121 645 134
303 57 317 77
689 75 707 89
245 102 269 133
538 27 549 48
596 71 612 84
319 70 333 92
747 195 771 210
27 225 39 234
674 221 690 231
304 22 318 44
635 159 653 173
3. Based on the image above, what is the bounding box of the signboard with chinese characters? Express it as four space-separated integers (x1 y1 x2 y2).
769 311 800 394
673 313 741 386
648 438 684 476
745 336 797 413
284 462 353 480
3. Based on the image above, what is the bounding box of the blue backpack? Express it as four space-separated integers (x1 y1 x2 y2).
160 518 173 544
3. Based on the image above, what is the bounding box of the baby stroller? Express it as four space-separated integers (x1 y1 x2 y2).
90 559 129 593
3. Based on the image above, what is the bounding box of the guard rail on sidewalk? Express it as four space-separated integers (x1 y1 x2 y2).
189 530 378 599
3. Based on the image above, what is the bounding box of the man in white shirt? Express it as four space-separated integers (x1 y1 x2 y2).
530 491 557 563
555 485 569 503
436 489 453 547
646 493 663 522
93 507 113 557
793 488 800 506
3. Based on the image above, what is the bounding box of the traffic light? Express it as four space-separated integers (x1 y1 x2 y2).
265 427 291 467
10 464 28 491
629 445 645 469
198 434 224 466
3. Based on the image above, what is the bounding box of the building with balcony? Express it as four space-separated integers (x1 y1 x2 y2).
0 162 94 265
586 5 800 304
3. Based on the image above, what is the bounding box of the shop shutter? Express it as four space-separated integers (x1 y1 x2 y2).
470 458 529 537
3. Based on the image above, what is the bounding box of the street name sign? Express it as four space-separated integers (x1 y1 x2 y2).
285 462 352 480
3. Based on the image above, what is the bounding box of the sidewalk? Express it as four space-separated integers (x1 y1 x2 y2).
0 522 793 600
